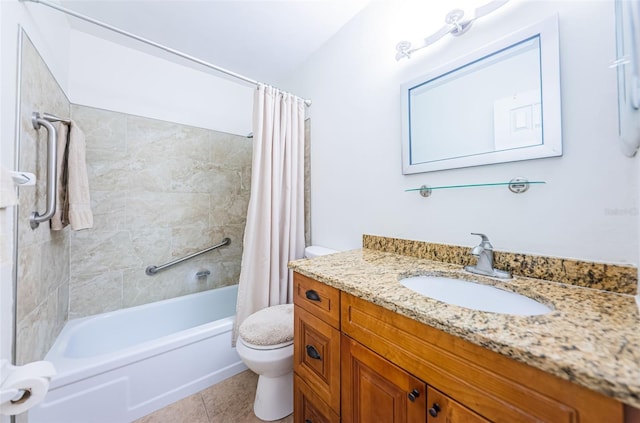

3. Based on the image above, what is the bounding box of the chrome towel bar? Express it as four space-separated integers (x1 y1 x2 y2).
145 237 231 276
30 111 70 229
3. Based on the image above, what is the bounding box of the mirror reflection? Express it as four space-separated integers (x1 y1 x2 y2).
401 16 562 174
409 37 541 164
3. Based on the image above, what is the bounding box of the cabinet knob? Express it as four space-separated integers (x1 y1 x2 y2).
305 290 321 301
306 344 322 360
428 403 441 417
407 389 420 402
304 420 313 423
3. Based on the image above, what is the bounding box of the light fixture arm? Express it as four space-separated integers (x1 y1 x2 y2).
395 0 510 61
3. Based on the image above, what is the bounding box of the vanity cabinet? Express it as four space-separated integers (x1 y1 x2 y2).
293 272 625 423
340 291 623 423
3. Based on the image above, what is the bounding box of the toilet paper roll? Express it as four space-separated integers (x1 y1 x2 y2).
0 361 55 416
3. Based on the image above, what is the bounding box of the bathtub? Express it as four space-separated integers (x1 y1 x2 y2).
30 285 246 423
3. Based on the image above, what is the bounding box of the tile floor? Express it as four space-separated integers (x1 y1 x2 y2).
134 370 293 423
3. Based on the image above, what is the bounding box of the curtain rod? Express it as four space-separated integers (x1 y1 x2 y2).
20 0 312 107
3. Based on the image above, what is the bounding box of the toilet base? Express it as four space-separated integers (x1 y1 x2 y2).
253 371 293 421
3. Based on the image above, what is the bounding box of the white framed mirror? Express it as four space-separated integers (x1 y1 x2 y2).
615 0 640 157
401 15 562 174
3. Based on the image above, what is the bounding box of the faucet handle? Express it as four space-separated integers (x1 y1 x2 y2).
470 233 493 248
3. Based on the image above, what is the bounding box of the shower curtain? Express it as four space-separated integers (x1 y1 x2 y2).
233 84 306 343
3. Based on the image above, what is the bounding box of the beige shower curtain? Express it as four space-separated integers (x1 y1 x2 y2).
233 84 306 343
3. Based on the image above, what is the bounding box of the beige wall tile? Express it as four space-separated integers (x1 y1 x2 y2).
123 192 210 229
69 271 123 318
16 243 42 322
130 227 173 266
85 148 131 191
210 132 253 170
15 33 71 363
89 190 126 231
16 291 59 365
71 104 127 151
171 227 234 256
71 230 142 274
40 233 69 296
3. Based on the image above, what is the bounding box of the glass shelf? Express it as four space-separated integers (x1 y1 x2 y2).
406 177 545 197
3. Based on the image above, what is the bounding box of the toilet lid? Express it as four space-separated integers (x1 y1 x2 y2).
239 304 293 348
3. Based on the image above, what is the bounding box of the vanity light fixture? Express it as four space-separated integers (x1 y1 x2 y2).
395 0 510 61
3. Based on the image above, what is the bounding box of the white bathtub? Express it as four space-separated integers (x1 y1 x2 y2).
30 285 246 423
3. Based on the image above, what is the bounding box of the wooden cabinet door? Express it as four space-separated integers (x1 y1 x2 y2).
427 386 490 423
341 334 426 423
294 305 341 412
294 374 340 423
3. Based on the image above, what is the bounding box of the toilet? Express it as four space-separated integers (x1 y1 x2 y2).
236 245 337 421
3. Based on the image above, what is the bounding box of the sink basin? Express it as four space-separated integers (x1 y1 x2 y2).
400 276 552 316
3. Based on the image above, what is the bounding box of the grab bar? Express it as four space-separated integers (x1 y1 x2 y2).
145 237 231 275
30 112 62 229
30 112 72 229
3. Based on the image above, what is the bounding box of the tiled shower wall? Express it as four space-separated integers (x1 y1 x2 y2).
16 33 252 363
68 105 252 319
16 31 310 366
16 34 71 365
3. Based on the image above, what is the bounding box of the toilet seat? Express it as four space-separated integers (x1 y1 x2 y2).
238 304 293 350
239 337 293 351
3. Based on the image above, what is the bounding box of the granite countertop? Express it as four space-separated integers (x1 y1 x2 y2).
289 248 640 409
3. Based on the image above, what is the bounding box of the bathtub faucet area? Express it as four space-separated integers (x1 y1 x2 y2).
196 270 211 278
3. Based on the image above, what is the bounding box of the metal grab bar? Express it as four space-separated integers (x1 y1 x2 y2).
145 237 231 276
30 112 60 229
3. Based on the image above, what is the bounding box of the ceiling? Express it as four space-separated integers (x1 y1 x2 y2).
60 0 371 84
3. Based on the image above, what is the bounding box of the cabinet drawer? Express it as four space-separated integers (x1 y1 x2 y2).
427 386 490 423
294 374 340 423
294 272 340 328
294 305 341 413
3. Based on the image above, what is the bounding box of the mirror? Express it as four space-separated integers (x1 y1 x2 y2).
401 16 562 174
615 0 640 157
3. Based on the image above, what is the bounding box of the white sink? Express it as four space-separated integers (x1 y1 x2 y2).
400 276 552 316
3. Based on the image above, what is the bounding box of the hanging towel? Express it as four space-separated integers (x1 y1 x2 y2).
0 165 18 209
51 121 93 230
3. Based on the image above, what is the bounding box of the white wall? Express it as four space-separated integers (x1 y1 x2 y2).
68 30 253 136
286 0 638 265
0 1 71 420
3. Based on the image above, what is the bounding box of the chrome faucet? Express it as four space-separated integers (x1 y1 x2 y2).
464 233 511 279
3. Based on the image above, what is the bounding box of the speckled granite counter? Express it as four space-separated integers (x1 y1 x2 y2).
289 248 640 409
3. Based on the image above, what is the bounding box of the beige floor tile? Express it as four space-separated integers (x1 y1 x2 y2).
133 393 209 423
202 370 258 422
237 412 294 423
135 370 293 423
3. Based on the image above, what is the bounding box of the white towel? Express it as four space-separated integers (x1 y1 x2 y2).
0 165 18 209
51 121 93 231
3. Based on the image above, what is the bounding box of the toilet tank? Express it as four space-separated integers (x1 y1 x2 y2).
304 246 338 258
